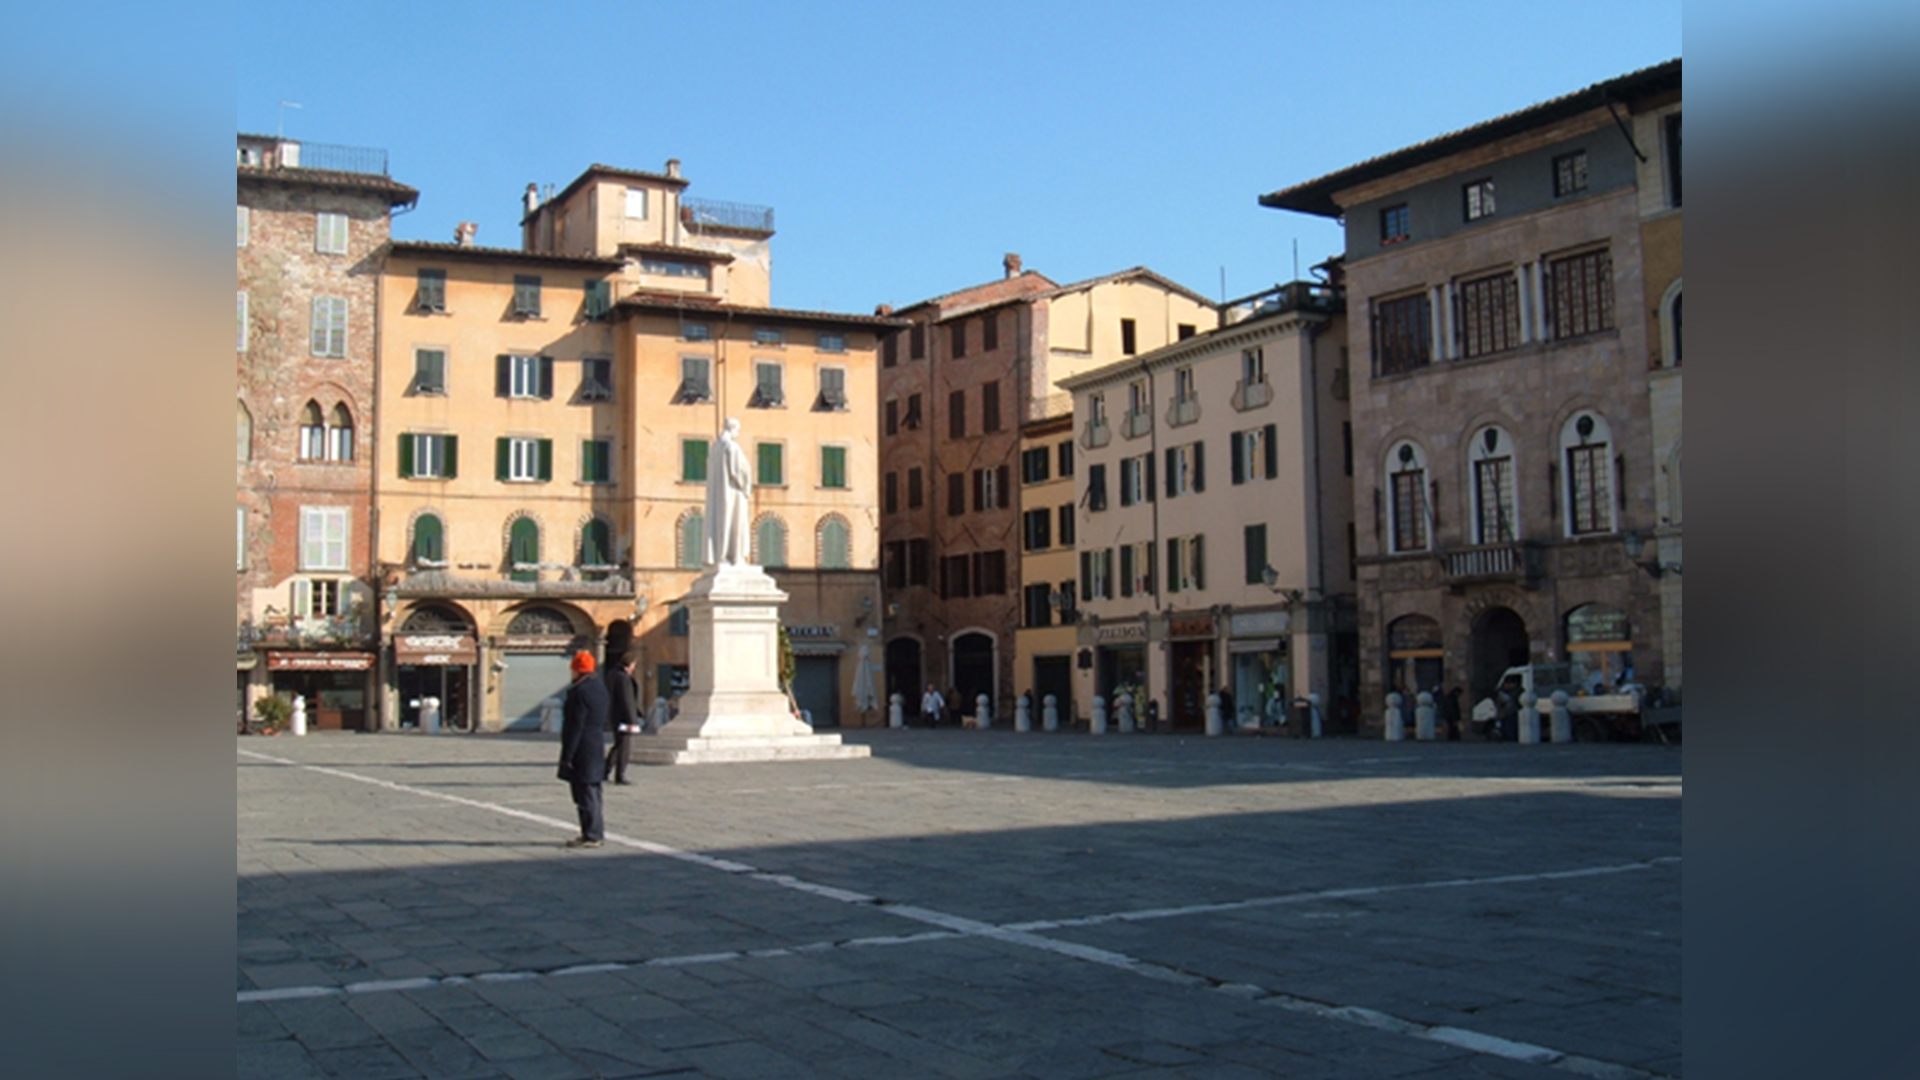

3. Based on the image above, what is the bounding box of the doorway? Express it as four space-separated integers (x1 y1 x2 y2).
1169 640 1212 730
1032 655 1073 726
398 665 471 731
885 637 923 718
792 655 841 728
1471 607 1530 700
951 632 996 720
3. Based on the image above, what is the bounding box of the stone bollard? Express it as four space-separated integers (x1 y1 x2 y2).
1384 692 1405 741
648 696 670 734
1415 691 1436 741
1015 693 1032 733
1116 693 1135 734
888 692 904 729
1042 694 1059 732
1091 695 1108 735
421 696 441 735
975 693 991 730
1519 690 1541 744
1307 692 1324 739
1205 692 1223 737
290 695 308 737
1550 690 1573 743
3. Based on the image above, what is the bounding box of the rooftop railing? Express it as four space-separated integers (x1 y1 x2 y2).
288 141 390 175
681 197 775 233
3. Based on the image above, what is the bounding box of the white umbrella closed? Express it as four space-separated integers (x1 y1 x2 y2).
851 643 878 713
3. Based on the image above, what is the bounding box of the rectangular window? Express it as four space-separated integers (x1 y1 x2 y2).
681 439 709 483
1165 441 1205 497
982 381 1001 432
667 605 691 637
1568 445 1612 535
642 261 707 283
1089 393 1107 426
884 471 899 514
753 327 784 346
1666 114 1682 207
513 276 542 317
1231 424 1276 484
950 320 967 358
816 367 847 411
973 550 1007 596
752 361 784 407
1553 150 1589 197
1127 380 1148 418
293 578 342 619
947 472 966 516
676 356 711 403
625 186 649 219
682 322 712 342
583 280 612 320
1381 203 1410 245
1024 584 1053 629
315 212 348 255
579 358 613 402
1084 548 1114 600
1464 178 1496 221
237 205 249 248
885 400 899 436
883 332 899 368
299 507 349 571
818 332 846 353
416 269 447 312
400 433 457 479
972 467 1006 511
1058 440 1074 476
500 354 552 399
1023 508 1052 551
907 467 924 509
1371 293 1431 376
1391 469 1429 552
1087 462 1108 512
1241 347 1266 386
1058 504 1075 547
310 296 347 357
941 555 971 599
757 442 785 485
237 291 248 351
1121 318 1137 355
501 437 553 483
821 445 848 489
1547 248 1615 339
1166 534 1205 593
1121 541 1154 596
1243 523 1267 585
903 393 922 430
948 390 966 439
882 541 906 588
580 439 612 484
1178 323 1196 340
1475 457 1516 543
982 312 998 351
910 322 926 360
1119 454 1154 506
907 539 929 586
1021 446 1051 484
1456 270 1521 359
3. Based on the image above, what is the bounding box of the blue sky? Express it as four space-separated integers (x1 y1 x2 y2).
234 2 1680 314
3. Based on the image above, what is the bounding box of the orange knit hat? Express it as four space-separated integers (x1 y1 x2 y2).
570 651 597 675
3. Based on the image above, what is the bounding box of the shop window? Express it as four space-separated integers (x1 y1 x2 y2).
1386 614 1444 698
1565 603 1634 689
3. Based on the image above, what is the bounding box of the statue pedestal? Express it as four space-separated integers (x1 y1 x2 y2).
631 563 870 765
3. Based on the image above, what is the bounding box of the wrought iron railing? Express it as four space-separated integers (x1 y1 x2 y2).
290 141 390 176
681 197 775 233
1441 543 1539 582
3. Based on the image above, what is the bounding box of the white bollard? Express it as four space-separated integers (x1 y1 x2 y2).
1015 693 1032 733
1116 693 1135 734
975 693 991 730
1384 692 1404 740
1550 690 1573 743
1415 691 1436 741
421 695 441 735
290 695 308 737
1090 695 1108 735
1519 690 1541 744
888 692 904 729
1205 692 1223 737
1307 692 1324 738
1042 694 1059 732
648 696 670 734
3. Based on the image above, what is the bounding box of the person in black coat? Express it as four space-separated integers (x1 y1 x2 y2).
558 651 610 848
604 650 640 784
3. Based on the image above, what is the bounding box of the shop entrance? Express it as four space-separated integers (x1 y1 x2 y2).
886 637 923 718
951 632 995 720
1471 607 1530 700
792 655 841 728
1096 644 1147 706
270 670 369 731
1032 655 1073 726
1231 642 1288 729
1387 615 1445 701
1169 640 1212 730
1565 603 1633 690
398 665 471 731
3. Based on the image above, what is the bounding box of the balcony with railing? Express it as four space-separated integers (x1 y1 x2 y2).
1440 542 1542 586
1166 396 1201 428
1231 378 1273 411
681 197 775 234
1122 409 1153 439
1082 418 1111 449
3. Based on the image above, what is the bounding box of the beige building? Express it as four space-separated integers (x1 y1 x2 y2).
1060 283 1354 730
375 161 901 732
1011 410 1081 722
878 259 1215 722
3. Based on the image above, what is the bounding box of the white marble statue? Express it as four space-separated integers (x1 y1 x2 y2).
704 417 753 566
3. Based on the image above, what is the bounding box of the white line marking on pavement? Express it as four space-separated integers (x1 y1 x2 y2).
238 748 1676 1077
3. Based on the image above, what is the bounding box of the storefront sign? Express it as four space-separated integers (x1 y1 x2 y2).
395 633 477 665
789 625 839 639
1230 611 1289 637
1170 616 1215 639
1566 605 1629 644
1096 623 1145 642
268 652 376 672
1228 637 1283 654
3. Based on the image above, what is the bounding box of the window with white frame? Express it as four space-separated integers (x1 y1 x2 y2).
504 354 547 399
1166 534 1206 593
1387 442 1431 553
818 332 846 353
315 212 348 255
297 402 325 461
1463 178 1496 221
310 296 347 357
1241 346 1265 386
237 292 248 351
1561 412 1615 535
1126 379 1148 419
326 404 354 462
1119 453 1153 507
401 433 456 479
1120 540 1155 597
1173 366 1197 404
1469 426 1517 544
1232 424 1275 483
1167 441 1204 497
299 506 349 571
625 186 649 219
291 578 342 618
1088 392 1107 426
1083 547 1114 600
505 437 548 482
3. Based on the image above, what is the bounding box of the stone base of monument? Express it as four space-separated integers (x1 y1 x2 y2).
631 562 870 766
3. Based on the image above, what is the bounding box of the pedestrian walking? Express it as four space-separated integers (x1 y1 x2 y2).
1440 685 1464 742
921 684 946 728
558 651 610 848
604 650 639 785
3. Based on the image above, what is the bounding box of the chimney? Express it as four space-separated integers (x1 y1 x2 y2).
665 158 681 179
523 183 540 217
1003 252 1023 278
455 222 477 246
875 303 894 317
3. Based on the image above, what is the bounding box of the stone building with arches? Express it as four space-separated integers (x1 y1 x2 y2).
1260 60 1681 731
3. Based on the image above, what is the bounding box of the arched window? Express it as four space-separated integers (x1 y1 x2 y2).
506 605 573 636
411 513 445 566
677 510 705 569
237 400 253 462
297 401 325 461
754 515 787 568
1659 280 1682 368
1385 441 1430 553
1560 412 1615 536
508 517 540 582
817 515 851 569
578 518 612 580
327 403 355 462
1467 426 1517 545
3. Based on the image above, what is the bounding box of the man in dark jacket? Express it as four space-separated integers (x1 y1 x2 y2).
604 651 640 784
558 651 610 848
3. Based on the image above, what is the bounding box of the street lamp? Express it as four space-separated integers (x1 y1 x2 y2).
1260 565 1303 605
1621 532 1680 579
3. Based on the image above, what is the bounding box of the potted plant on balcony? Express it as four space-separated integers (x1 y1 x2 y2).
251 694 292 736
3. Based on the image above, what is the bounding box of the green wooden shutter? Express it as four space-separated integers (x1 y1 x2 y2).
1231 431 1245 484
496 356 510 397
1166 538 1181 593
1080 552 1092 601
495 438 509 481
538 356 554 399
1244 524 1266 584
414 514 443 562
1165 447 1178 498
1193 441 1205 492
1144 541 1156 594
684 439 708 482
1193 534 1205 590
1144 454 1156 502
537 439 553 481
444 435 458 479
1120 545 1134 598
1264 424 1279 479
398 433 414 478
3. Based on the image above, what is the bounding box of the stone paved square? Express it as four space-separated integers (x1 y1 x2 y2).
238 731 1680 1078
